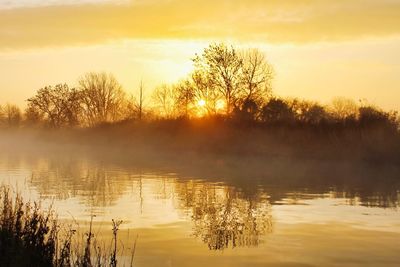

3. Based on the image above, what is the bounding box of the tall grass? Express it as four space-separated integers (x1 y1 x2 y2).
0 186 135 267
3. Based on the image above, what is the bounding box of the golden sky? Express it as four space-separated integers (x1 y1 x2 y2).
0 0 399 109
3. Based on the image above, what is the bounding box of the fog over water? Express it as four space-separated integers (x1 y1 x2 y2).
0 130 399 266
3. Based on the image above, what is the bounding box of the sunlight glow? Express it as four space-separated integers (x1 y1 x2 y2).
194 99 207 117
197 99 206 107
216 100 225 112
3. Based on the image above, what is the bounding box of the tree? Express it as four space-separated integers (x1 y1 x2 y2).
302 104 328 125
232 49 274 122
27 84 81 128
3 104 22 127
78 72 127 126
233 99 259 122
239 49 273 108
290 99 328 125
24 105 44 126
137 80 145 121
261 98 295 124
174 79 195 117
151 84 178 118
190 71 221 116
122 95 138 121
329 97 358 120
193 43 243 115
358 106 398 130
122 81 147 122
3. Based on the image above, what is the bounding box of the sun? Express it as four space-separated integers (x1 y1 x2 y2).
195 99 207 117
197 99 206 107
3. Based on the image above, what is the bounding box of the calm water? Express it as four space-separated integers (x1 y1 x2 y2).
0 151 399 267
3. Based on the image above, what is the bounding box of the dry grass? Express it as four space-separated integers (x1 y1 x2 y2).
0 186 136 267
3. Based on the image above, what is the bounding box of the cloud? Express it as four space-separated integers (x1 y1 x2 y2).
0 0 126 10
0 0 399 50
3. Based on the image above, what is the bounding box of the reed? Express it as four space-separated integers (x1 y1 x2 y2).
0 185 132 267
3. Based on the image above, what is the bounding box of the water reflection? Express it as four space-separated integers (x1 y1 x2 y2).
331 190 400 209
29 159 130 206
13 155 398 210
1 152 400 252
175 182 272 249
21 158 276 249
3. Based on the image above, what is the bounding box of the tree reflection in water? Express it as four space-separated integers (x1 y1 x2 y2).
28 157 129 207
4 153 400 252
176 182 272 250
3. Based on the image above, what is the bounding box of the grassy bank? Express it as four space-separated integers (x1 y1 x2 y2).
0 186 136 267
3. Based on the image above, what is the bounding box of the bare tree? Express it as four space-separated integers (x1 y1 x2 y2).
24 105 44 126
3 104 22 127
239 49 273 107
27 84 81 128
329 97 358 120
123 80 148 121
133 80 145 121
193 43 243 115
138 80 145 121
78 72 126 126
190 71 221 116
151 84 177 118
174 79 195 117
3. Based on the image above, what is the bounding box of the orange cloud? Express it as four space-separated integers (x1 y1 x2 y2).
0 0 399 49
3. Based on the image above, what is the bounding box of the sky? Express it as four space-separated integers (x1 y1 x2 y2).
0 0 399 110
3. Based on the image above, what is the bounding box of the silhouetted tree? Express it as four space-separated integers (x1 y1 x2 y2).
358 106 398 131
261 98 295 124
233 99 259 122
10 42 400 134
329 97 358 121
2 104 22 127
239 49 273 108
152 84 178 118
190 70 221 115
78 72 127 126
290 99 328 125
193 43 243 115
24 105 44 126
121 95 138 121
27 84 81 128
137 80 145 121
174 79 195 117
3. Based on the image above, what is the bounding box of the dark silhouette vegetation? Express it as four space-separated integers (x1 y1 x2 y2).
0 186 135 267
0 43 399 163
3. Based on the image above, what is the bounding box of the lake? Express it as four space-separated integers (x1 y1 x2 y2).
0 150 399 267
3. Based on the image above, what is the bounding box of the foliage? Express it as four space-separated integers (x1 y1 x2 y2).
0 186 57 266
0 186 131 267
261 98 295 124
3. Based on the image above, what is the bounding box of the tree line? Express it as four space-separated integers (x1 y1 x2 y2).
0 43 398 131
